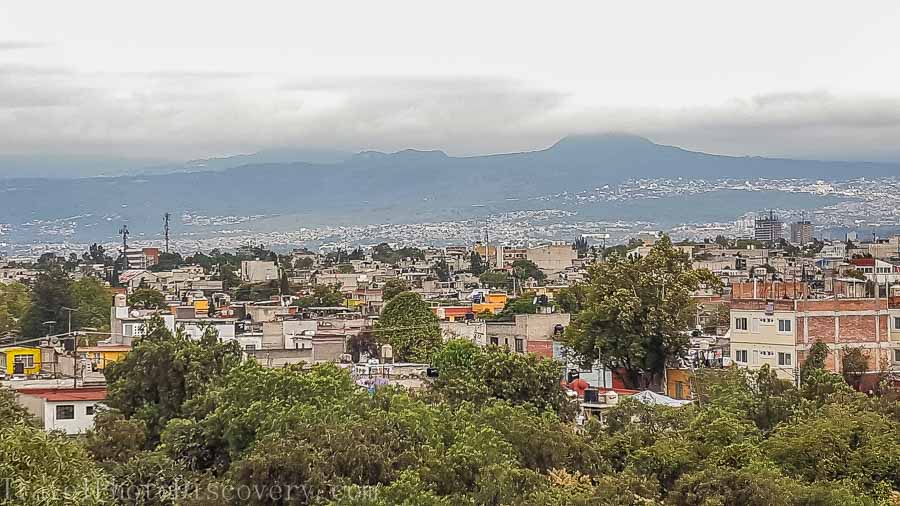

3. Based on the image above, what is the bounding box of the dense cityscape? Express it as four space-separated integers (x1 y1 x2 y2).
4 2 900 504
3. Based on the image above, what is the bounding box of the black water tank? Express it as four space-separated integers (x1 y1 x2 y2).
583 388 599 403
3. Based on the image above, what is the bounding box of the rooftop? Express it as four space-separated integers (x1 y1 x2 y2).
17 387 107 402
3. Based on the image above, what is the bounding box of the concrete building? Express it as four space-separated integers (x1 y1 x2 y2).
485 312 571 357
526 244 577 273
125 247 160 270
16 387 106 435
790 221 813 245
731 298 900 383
240 260 279 283
754 211 783 242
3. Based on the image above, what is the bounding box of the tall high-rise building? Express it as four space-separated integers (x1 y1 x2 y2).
754 211 783 242
790 220 813 245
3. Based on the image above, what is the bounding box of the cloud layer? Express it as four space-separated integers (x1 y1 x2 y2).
2 62 900 164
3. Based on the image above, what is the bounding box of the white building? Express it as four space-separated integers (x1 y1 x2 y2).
240 260 279 283
16 387 106 435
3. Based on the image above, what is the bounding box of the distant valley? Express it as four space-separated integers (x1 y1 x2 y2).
2 134 899 253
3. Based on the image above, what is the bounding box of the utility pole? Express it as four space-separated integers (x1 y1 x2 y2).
118 224 130 271
164 213 170 254
61 306 77 388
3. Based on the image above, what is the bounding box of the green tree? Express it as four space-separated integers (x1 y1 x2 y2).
431 340 571 416
279 270 291 295
0 423 112 504
480 270 511 290
574 237 589 257
149 252 184 272
0 387 37 428
293 283 345 307
469 251 486 275
0 282 30 336
554 284 586 314
348 247 366 260
381 278 410 302
71 277 113 331
564 235 719 389
489 294 537 320
841 346 869 391
433 258 451 282
375 292 441 362
103 316 241 441
512 259 545 283
20 266 75 337
128 287 166 309
800 340 829 382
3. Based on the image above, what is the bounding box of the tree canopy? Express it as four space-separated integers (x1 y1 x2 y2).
20 266 75 337
564 235 719 389
128 287 166 310
381 278 410 302
374 291 441 362
0 282 30 336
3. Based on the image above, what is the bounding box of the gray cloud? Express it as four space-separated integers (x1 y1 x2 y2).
1 64 900 165
0 41 47 50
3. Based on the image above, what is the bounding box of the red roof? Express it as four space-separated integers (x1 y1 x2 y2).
17 387 107 402
850 258 876 267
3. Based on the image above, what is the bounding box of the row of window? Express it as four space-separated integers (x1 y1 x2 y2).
733 349 792 366
55 404 95 420
737 317 900 333
488 336 525 353
734 317 792 333
738 348 900 367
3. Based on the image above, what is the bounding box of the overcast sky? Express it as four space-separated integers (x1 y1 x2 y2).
2 1 900 162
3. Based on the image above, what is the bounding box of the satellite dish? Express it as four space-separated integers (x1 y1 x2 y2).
50 336 59 346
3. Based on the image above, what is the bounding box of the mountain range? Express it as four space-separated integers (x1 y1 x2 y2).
1 134 897 241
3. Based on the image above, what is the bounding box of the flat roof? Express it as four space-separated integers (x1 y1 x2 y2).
17 387 107 402
78 345 132 353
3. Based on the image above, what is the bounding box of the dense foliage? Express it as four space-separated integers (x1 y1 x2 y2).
565 236 719 389
374 291 441 362
0 281 30 336
82 339 900 505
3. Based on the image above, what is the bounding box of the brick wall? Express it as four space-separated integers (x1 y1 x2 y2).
527 340 553 358
839 314 877 343
796 299 887 312
807 316 836 343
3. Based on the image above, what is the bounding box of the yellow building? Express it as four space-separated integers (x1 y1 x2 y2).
473 293 508 315
0 346 42 376
666 368 693 400
77 345 131 371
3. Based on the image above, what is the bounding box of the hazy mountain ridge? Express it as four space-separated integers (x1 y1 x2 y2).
1 134 897 241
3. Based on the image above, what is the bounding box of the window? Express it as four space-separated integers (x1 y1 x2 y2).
751 318 760 333
244 344 257 351
86 405 95 416
778 352 792 366
123 324 134 337
894 317 900 330
894 349 900 364
13 355 34 368
489 337 499 346
55 405 75 420
514 338 524 353
735 318 748 331
735 350 748 363
778 319 792 333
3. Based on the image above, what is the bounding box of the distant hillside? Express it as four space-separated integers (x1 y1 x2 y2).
1 134 897 238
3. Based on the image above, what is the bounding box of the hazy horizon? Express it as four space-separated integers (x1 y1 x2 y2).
3 1 900 171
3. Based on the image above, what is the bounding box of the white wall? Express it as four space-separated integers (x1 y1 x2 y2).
44 400 102 435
